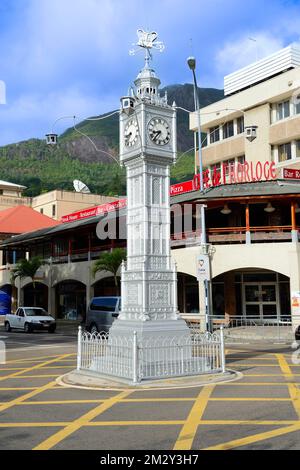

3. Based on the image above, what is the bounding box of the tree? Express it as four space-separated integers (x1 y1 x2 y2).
92 248 126 295
11 257 44 307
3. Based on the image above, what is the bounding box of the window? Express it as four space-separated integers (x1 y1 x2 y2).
52 204 56 217
209 126 220 143
237 155 245 164
90 297 118 312
40 208 44 214
223 120 234 139
278 142 292 162
237 116 244 134
277 100 290 120
295 95 300 115
296 140 300 159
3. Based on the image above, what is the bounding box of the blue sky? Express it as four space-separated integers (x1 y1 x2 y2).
0 0 300 145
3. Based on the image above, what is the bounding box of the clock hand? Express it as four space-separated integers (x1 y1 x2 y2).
153 130 161 140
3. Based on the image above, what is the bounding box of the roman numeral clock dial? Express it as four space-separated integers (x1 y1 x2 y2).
148 118 171 145
124 119 139 147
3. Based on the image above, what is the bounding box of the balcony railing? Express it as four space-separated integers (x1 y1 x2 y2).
171 225 298 247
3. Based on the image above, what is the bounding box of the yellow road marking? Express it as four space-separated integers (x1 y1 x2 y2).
19 400 105 405
0 387 38 390
0 354 72 413
173 385 214 450
0 366 72 371
203 423 300 450
13 374 61 378
209 398 291 402
33 390 132 450
5 354 76 364
230 364 281 367
0 419 298 429
276 354 300 419
0 422 70 427
0 381 56 413
0 354 72 382
122 398 195 403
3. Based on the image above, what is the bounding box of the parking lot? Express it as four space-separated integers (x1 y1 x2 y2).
0 329 300 450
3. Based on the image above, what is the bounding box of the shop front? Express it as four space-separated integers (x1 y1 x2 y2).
55 280 86 322
212 269 291 320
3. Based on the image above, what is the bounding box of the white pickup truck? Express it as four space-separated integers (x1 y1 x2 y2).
4 307 56 333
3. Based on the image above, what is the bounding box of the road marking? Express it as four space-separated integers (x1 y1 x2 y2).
276 354 300 419
0 422 70 427
0 355 72 413
203 423 300 450
0 354 72 382
0 387 39 391
209 397 291 401
5 354 76 364
0 381 56 413
33 390 132 450
173 385 214 450
19 400 105 405
14 374 62 379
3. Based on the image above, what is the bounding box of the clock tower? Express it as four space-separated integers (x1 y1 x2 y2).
110 30 189 342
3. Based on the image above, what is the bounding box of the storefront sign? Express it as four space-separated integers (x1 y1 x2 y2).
196 255 210 281
61 199 127 223
282 168 300 180
62 160 277 222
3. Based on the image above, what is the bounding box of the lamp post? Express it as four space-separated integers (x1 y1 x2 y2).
187 56 211 331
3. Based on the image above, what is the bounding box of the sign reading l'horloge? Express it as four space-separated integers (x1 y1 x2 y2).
170 161 277 196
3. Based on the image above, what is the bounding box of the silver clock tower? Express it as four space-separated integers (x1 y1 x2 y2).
110 30 189 342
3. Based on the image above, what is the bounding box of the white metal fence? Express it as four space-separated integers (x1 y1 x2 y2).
77 326 225 383
188 316 296 343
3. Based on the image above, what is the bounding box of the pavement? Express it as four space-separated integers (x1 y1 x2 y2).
0 327 300 450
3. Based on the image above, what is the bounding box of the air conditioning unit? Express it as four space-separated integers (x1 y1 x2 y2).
120 96 135 115
245 126 258 142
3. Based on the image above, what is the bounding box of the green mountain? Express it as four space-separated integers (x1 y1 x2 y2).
0 85 223 197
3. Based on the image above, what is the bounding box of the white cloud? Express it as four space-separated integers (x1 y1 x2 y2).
216 32 284 76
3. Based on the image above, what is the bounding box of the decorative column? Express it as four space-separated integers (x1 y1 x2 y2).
245 203 251 244
291 201 298 243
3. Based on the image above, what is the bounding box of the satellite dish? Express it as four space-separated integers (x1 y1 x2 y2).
73 179 91 194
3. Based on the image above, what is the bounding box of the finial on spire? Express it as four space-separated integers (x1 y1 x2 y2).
129 29 165 68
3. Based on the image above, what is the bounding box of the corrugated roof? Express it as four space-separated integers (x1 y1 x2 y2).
0 206 59 234
171 180 300 204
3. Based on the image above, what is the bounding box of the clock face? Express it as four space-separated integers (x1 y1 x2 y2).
124 119 139 147
148 118 171 146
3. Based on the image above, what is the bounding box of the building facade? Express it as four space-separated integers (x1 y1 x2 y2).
0 45 300 330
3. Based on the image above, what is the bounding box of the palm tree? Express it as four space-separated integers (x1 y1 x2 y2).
92 248 126 295
11 256 44 307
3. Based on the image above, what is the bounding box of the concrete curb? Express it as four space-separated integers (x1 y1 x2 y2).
56 368 242 391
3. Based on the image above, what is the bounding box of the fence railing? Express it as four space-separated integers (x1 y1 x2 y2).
187 315 296 343
77 326 225 383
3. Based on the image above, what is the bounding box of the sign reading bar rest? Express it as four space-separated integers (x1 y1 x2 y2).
282 168 300 180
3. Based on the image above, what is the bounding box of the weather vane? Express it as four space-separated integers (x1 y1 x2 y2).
129 29 165 64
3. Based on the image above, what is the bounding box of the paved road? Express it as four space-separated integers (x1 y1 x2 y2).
0 328 300 450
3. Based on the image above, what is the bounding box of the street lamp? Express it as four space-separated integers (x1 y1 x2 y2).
187 55 211 331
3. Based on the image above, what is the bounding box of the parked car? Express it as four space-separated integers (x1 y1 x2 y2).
295 325 300 342
5 307 56 333
86 296 121 333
